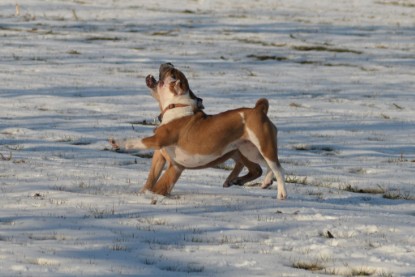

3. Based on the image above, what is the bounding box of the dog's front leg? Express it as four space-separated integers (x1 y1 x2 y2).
140 150 167 193
151 164 183 196
110 125 175 151
110 138 144 151
110 135 164 151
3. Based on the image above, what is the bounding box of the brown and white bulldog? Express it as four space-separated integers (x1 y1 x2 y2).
141 63 263 193
111 64 287 199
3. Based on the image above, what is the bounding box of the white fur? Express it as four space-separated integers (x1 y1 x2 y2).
239 112 246 124
261 167 274 188
158 82 197 125
161 105 194 125
123 138 145 150
165 146 220 168
238 140 263 163
264 157 286 199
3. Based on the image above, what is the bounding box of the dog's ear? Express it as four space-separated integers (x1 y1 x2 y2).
196 97 204 109
173 80 188 95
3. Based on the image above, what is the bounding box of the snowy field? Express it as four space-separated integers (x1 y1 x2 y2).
1 0 414 276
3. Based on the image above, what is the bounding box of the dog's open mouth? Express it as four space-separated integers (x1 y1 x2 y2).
146 74 157 89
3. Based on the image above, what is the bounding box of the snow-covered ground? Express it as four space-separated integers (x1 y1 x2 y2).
1 0 414 276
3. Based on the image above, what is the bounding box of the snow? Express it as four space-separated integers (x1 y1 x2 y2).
1 0 414 276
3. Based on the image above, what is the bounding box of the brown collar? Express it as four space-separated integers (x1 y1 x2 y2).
158 103 190 122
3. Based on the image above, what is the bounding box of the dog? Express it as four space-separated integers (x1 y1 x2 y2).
141 63 262 193
111 64 286 199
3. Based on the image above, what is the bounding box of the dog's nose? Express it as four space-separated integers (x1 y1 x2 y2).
163 62 174 68
159 63 174 72
159 63 174 80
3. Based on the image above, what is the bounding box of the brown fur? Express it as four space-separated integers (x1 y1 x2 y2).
111 64 286 199
141 64 262 193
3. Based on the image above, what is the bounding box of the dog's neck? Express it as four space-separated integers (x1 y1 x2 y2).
159 98 196 125
158 103 191 122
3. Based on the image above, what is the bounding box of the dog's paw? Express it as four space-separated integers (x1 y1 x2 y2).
277 190 287 200
261 181 273 189
141 189 167 205
139 187 148 194
109 138 120 150
231 179 244 186
223 178 243 187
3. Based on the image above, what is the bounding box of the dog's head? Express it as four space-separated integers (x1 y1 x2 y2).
145 63 204 111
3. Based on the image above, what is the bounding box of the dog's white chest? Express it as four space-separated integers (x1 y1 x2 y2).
165 146 219 168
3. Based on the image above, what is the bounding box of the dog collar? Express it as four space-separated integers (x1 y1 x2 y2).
158 103 190 122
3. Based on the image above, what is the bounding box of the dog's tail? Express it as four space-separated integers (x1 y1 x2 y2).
254 98 269 114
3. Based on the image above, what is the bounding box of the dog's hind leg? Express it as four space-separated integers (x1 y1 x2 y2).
264 158 286 199
245 125 286 199
151 164 183 196
223 160 244 187
261 167 274 189
260 137 286 199
226 153 263 186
